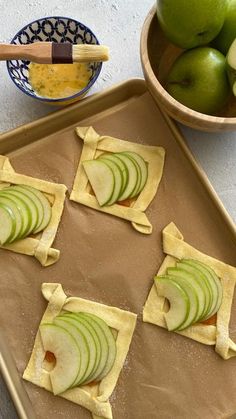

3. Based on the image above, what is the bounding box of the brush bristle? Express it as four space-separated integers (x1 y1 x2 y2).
72 44 109 62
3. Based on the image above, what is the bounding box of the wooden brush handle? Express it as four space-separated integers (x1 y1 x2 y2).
0 42 52 63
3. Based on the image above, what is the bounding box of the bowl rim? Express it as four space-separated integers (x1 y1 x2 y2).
6 15 102 103
140 6 236 129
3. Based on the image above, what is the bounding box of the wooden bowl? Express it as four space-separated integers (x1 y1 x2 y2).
140 6 236 132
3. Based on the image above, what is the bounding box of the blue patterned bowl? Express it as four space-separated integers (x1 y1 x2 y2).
7 16 102 105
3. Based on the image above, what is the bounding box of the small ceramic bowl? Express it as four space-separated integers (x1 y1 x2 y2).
7 16 102 105
140 6 236 132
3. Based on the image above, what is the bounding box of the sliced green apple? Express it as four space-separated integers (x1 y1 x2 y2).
81 312 117 381
182 259 222 318
76 313 109 384
10 185 44 234
0 195 23 242
98 153 128 196
53 317 89 386
59 313 97 385
0 190 32 238
120 152 148 196
14 185 51 234
40 323 81 395
83 160 115 206
176 262 212 320
115 153 139 201
3 188 38 235
167 266 206 322
0 204 16 245
165 271 199 329
155 275 189 331
119 154 141 198
98 158 123 205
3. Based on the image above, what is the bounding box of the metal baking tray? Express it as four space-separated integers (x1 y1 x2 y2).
0 79 236 419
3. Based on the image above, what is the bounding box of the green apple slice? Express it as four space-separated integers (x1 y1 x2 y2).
58 313 97 385
176 262 212 320
121 152 148 196
10 185 44 234
53 317 89 386
81 313 117 381
115 153 139 201
119 154 141 198
0 196 23 242
3 188 38 235
16 185 51 234
72 313 105 384
77 313 109 384
165 271 199 329
83 160 115 206
59 313 97 385
0 190 32 238
40 323 81 395
167 267 205 323
98 158 123 205
155 275 189 331
98 153 128 196
0 204 16 245
182 259 222 318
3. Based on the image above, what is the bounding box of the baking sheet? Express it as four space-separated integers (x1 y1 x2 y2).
0 79 236 419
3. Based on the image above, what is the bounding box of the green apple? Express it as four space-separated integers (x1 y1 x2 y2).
213 0 236 55
181 259 223 317
40 323 81 395
166 47 230 115
156 0 228 49
155 276 190 331
53 317 90 386
155 259 223 332
226 38 236 96
163 273 199 329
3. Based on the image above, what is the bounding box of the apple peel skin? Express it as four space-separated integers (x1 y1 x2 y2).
143 222 236 360
156 0 228 50
166 47 231 116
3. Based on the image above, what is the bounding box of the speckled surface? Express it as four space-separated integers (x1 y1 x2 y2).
0 1 236 418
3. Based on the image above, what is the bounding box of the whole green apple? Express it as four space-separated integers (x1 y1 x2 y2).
166 47 230 115
157 0 228 49
213 0 236 55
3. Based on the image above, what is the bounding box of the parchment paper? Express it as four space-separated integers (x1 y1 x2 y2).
0 90 236 419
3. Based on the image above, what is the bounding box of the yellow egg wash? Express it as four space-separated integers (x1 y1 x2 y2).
28 62 92 98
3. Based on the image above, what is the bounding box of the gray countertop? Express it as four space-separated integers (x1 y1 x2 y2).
0 0 235 418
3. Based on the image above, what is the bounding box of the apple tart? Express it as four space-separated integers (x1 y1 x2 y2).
23 283 137 419
143 222 236 359
0 155 66 266
70 126 165 234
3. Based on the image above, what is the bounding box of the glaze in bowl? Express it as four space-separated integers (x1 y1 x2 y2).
7 16 102 105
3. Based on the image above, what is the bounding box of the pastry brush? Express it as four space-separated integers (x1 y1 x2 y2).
0 42 109 63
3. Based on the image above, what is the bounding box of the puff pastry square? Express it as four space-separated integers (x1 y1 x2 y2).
70 126 165 234
23 283 137 419
0 156 67 266
143 222 236 360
